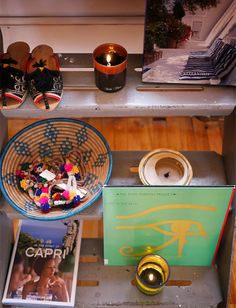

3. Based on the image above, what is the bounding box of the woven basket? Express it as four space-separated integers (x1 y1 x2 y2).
0 118 112 220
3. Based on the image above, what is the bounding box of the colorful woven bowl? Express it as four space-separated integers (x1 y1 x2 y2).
0 118 112 220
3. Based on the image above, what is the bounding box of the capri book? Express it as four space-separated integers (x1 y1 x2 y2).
2 220 82 307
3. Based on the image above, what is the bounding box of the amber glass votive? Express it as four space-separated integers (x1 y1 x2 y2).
136 254 170 295
93 43 128 93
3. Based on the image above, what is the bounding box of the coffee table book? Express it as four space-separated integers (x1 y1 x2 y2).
2 220 83 307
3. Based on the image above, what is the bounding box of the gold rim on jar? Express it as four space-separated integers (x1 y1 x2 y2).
136 254 170 295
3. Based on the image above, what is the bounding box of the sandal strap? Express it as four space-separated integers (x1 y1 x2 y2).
27 66 63 109
0 64 22 89
42 92 50 110
1 89 7 106
0 60 26 107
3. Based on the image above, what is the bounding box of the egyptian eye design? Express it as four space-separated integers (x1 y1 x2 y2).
115 204 215 257
116 220 207 257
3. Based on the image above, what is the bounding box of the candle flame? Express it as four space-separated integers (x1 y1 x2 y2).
106 54 112 66
149 273 154 281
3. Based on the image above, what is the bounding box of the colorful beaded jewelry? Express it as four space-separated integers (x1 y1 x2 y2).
16 155 87 214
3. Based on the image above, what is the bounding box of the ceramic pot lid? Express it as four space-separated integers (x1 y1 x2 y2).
139 149 193 186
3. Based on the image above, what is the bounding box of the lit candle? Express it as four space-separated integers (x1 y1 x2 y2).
106 54 112 66
140 268 164 286
93 43 128 92
136 254 170 295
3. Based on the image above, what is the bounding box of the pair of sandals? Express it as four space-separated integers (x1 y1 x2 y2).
0 42 63 110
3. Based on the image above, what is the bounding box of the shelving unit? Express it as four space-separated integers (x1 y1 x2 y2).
0 150 228 220
1 107 235 308
1 54 236 118
0 1 236 306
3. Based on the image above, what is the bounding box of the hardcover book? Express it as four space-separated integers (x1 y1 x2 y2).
103 186 235 266
142 0 236 87
2 220 82 307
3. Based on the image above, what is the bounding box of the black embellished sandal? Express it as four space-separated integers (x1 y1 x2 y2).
26 44 63 110
0 42 30 109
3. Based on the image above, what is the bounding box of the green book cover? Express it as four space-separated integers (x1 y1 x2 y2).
103 186 235 266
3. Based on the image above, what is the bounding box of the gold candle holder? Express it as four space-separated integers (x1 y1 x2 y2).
136 254 170 295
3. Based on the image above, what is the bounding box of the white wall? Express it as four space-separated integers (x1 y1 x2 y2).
0 0 145 17
1 24 144 53
183 0 233 41
0 0 146 53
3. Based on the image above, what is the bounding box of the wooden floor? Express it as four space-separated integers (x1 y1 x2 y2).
8 116 235 307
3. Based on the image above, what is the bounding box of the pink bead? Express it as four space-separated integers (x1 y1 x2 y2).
62 190 70 200
42 187 49 193
64 163 73 172
39 197 49 204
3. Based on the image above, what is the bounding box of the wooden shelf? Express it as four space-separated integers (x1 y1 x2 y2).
0 150 227 220
1 55 236 118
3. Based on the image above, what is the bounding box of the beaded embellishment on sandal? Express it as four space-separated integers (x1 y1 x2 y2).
0 42 30 109
26 44 63 111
